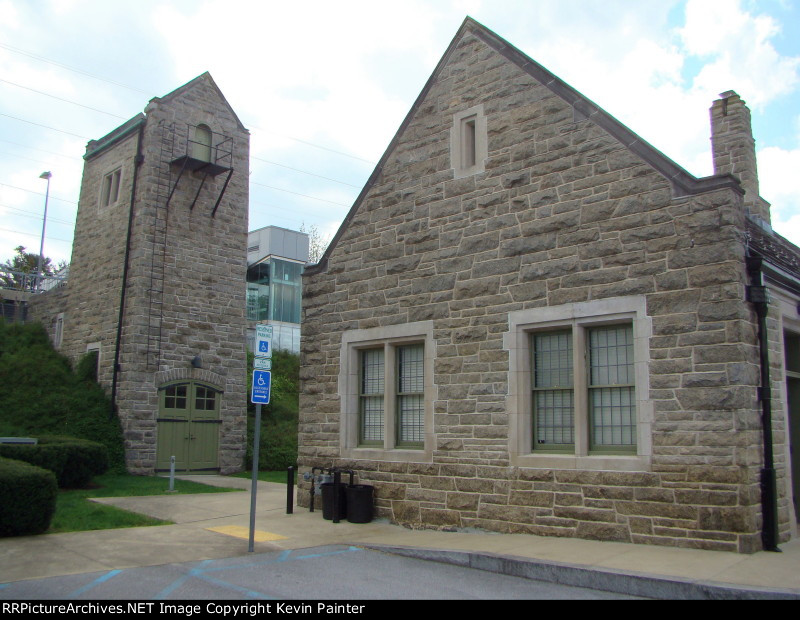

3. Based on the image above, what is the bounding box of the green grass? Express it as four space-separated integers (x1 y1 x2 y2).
48 473 242 534
230 470 291 484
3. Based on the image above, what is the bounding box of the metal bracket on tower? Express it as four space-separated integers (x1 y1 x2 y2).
165 157 189 209
210 169 234 218
189 173 209 211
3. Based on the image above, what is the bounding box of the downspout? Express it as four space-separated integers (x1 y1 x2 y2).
110 122 145 419
746 254 781 551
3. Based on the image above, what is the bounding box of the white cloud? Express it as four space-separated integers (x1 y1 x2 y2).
680 0 800 109
150 0 444 162
2 0 800 257
0 0 19 29
759 145 800 226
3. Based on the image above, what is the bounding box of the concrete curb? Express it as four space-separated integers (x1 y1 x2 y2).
362 545 800 600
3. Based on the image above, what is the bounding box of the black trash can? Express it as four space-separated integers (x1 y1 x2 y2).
320 482 347 521
345 484 374 523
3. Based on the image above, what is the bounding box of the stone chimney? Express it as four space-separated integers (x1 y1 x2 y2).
710 91 771 226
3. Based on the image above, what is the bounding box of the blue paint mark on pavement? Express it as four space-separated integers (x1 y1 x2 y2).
155 560 212 600
195 572 274 600
68 569 121 598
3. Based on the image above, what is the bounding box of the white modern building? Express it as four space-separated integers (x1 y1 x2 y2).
246 225 309 354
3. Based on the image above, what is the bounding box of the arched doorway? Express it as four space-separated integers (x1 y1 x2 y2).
156 380 222 473
191 124 212 163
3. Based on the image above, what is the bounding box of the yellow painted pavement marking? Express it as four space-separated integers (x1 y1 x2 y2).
206 525 288 542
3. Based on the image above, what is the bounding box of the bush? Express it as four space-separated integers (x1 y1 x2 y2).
0 436 108 488
245 350 299 471
0 457 57 536
0 321 125 472
76 350 99 383
246 419 297 471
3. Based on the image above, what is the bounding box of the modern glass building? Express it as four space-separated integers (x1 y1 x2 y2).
246 226 309 354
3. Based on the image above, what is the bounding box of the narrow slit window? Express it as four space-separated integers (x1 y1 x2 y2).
451 105 486 178
462 117 477 168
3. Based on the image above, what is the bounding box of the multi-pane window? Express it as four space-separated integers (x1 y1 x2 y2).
100 168 122 207
359 348 385 444
589 325 635 449
358 344 424 449
397 344 424 446
531 324 636 453
161 382 219 412
195 386 217 411
532 331 574 449
164 384 188 410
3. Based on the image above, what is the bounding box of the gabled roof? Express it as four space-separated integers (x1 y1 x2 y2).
307 17 743 275
149 71 248 134
84 72 248 161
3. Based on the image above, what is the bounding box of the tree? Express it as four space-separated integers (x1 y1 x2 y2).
0 246 64 289
299 224 332 264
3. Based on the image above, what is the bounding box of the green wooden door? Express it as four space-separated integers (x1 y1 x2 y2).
156 382 221 473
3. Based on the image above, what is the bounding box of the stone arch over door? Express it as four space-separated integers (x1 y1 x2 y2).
155 377 223 473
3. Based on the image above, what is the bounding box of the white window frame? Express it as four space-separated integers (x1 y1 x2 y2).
99 167 123 208
505 296 653 472
339 321 435 462
86 341 101 380
451 104 488 179
54 313 64 349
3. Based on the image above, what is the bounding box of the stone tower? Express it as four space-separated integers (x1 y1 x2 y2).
57 73 249 474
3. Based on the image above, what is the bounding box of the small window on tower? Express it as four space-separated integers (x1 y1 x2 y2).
192 124 213 162
100 168 122 207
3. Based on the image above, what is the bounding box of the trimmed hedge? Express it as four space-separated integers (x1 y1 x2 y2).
0 457 57 536
0 436 108 488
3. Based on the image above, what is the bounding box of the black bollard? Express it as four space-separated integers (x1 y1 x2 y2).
287 466 294 514
332 469 342 524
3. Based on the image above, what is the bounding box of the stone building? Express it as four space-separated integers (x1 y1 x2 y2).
299 18 800 553
29 73 249 475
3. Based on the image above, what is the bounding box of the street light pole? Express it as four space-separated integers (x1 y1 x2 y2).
37 171 52 289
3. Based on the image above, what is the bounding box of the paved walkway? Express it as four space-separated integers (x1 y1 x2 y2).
1 475 799 599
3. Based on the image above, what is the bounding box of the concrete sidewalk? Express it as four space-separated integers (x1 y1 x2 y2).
1 475 799 599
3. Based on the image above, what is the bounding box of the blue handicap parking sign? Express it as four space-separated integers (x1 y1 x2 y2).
251 370 271 404
259 340 269 354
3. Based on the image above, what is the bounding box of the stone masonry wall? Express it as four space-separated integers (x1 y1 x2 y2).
57 129 140 390
46 76 248 475
299 28 769 552
118 79 249 473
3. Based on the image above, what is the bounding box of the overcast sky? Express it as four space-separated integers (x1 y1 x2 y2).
1 0 798 267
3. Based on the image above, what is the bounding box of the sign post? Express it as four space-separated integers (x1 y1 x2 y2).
249 325 273 552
